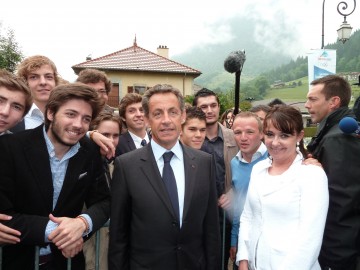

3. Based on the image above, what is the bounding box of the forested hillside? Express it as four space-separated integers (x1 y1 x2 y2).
261 29 360 84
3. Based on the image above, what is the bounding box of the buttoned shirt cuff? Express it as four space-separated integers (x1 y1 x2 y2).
45 220 58 243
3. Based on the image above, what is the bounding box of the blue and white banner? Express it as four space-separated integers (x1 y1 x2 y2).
307 49 336 86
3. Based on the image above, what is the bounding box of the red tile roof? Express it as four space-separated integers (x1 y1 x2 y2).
72 44 201 76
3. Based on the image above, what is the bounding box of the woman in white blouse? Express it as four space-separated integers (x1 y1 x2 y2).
236 105 329 270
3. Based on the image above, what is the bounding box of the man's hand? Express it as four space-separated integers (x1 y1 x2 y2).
229 246 237 261
303 154 322 168
0 214 21 245
48 214 86 249
218 193 231 210
91 131 115 159
61 237 83 258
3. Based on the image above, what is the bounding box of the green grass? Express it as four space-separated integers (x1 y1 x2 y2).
264 76 360 106
264 76 308 100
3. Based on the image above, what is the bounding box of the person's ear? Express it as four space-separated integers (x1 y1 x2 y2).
329 96 341 109
181 109 186 124
47 110 54 122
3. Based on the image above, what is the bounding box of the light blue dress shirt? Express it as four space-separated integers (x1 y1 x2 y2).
41 127 93 255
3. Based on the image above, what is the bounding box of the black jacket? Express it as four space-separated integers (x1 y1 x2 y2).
0 125 110 270
308 107 360 269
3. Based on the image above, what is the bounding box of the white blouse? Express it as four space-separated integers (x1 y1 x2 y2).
236 154 329 270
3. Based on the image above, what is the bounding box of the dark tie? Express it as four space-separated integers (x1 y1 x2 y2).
141 139 147 146
162 152 180 221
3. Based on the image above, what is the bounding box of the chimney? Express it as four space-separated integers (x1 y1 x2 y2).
86 55 92 61
157 45 169 58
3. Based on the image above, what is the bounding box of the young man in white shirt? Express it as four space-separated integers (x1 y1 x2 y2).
11 55 59 132
116 93 149 155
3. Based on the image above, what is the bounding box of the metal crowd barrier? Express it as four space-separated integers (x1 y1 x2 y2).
0 220 109 270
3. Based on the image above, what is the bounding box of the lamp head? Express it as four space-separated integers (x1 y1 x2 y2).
337 19 353 44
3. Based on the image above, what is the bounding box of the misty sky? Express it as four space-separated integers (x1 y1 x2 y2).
1 0 359 81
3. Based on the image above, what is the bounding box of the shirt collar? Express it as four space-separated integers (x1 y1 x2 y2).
205 122 224 141
151 139 183 163
236 142 267 163
42 126 80 160
28 103 43 117
128 130 149 143
0 130 12 136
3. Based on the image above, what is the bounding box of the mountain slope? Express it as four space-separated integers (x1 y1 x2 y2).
172 16 292 90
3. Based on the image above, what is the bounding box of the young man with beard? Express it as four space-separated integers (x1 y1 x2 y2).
11 58 116 159
305 75 360 270
193 88 238 269
116 93 150 155
0 83 110 270
228 112 268 267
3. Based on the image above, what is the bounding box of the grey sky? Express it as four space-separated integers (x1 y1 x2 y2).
1 0 359 81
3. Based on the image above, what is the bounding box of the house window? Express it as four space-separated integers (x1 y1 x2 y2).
128 84 147 95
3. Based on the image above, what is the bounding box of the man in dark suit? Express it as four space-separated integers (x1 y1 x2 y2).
0 83 110 270
116 93 149 155
109 84 220 270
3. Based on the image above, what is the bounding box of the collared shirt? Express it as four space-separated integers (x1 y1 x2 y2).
41 127 93 255
236 142 268 163
201 124 225 196
24 103 44 129
0 130 12 136
129 130 150 149
151 140 185 227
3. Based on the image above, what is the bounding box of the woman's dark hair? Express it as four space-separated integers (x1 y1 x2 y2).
263 105 308 157
220 108 234 128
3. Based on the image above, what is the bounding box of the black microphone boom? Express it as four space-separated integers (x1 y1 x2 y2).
224 50 246 116
224 50 246 73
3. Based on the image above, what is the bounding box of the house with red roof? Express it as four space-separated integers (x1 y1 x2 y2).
72 40 201 107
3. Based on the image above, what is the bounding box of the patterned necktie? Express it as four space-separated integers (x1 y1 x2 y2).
141 139 147 146
162 152 180 221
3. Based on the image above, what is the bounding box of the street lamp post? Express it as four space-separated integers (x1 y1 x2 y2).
321 0 357 49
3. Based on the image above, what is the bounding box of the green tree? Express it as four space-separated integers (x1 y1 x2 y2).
216 90 234 115
356 61 360 72
242 85 262 100
0 26 23 72
254 76 270 96
240 100 252 111
184 95 194 106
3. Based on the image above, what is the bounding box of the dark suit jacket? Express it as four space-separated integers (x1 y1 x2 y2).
116 131 137 156
108 143 220 270
9 118 25 133
0 125 110 270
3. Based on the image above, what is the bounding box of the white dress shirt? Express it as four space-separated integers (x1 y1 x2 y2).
24 103 44 129
129 131 150 149
150 140 185 227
